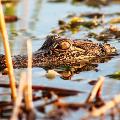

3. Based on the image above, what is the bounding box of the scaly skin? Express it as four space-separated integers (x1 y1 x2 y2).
0 34 117 70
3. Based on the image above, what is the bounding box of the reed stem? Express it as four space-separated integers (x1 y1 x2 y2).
86 76 104 103
24 39 33 110
0 1 16 102
10 72 26 120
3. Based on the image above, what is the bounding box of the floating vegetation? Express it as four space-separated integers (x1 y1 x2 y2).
5 15 19 23
88 25 120 41
85 0 110 7
45 70 60 80
107 71 120 80
52 16 100 34
48 0 67 2
110 17 120 24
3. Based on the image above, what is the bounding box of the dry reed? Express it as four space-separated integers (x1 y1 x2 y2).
0 0 16 101
86 76 104 103
85 94 120 118
24 39 33 111
10 72 26 120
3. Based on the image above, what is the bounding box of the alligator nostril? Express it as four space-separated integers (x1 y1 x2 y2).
111 47 117 53
48 50 52 55
104 44 117 54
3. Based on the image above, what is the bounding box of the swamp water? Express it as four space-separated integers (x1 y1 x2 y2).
0 0 120 119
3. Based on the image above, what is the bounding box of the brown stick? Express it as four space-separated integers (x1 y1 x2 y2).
86 94 120 118
10 72 26 120
0 1 16 102
86 76 104 103
5 15 18 23
1 0 16 4
0 83 81 96
24 40 34 110
55 100 85 109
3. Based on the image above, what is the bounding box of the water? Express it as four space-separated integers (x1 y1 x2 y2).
0 0 120 119
0 0 120 95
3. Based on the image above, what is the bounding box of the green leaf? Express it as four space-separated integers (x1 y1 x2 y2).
107 71 120 80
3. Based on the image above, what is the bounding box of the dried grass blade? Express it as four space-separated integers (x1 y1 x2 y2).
86 76 104 103
10 72 26 120
24 39 33 110
0 1 16 101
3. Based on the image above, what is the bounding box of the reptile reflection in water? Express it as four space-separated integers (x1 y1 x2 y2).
58 55 115 79
0 34 117 77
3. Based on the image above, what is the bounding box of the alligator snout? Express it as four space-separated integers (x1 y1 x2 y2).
103 44 117 55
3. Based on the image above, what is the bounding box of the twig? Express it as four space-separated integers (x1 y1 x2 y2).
5 15 19 23
86 76 104 103
85 94 120 118
55 100 85 109
23 40 35 120
24 39 33 111
0 1 16 102
0 83 81 96
36 92 59 110
10 72 26 120
1 0 17 4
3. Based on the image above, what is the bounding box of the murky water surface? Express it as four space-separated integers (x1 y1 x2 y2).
0 0 120 119
0 0 120 96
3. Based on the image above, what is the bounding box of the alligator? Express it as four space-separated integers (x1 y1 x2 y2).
0 34 117 71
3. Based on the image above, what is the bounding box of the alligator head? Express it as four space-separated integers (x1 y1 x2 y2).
0 34 117 70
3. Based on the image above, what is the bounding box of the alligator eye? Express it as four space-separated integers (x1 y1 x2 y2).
53 41 71 50
60 41 71 50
